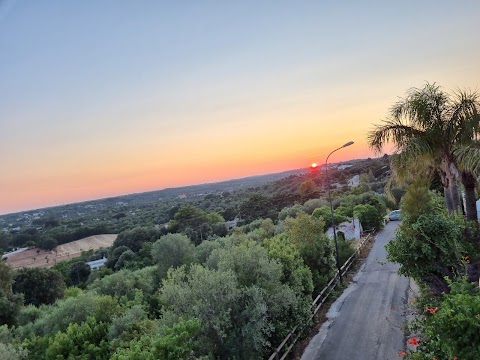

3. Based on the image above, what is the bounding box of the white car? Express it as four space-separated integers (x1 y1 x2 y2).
385 210 401 222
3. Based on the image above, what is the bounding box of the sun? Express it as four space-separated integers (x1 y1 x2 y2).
311 163 318 169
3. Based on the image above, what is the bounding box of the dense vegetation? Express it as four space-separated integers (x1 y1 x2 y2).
0 157 392 359
370 83 480 359
0 157 390 253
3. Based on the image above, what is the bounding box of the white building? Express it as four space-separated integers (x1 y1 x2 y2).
347 175 360 187
326 218 363 241
86 257 107 270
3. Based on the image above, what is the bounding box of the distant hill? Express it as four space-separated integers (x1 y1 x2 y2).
0 157 384 228
119 168 308 204
0 156 389 234
0 167 307 221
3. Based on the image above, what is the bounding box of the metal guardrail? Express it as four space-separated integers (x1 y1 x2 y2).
267 231 375 360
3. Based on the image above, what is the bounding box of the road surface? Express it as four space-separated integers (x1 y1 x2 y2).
302 222 414 360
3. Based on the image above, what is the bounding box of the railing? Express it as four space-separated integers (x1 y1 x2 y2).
267 231 375 360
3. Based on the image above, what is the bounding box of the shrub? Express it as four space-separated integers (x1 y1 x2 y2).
312 206 348 230
411 279 480 360
353 204 382 230
386 213 470 295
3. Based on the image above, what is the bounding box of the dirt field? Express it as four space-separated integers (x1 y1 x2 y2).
5 234 117 269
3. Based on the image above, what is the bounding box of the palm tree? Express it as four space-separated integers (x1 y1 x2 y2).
368 83 480 219
455 142 480 220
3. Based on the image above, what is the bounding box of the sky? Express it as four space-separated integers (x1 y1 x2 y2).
1 0 480 215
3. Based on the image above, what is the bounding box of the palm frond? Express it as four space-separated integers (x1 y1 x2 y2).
367 119 423 153
454 142 480 176
390 150 436 185
389 83 449 130
448 89 480 144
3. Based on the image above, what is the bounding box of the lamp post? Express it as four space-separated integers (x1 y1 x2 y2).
325 141 354 284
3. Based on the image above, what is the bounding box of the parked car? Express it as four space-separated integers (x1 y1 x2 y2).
384 210 401 222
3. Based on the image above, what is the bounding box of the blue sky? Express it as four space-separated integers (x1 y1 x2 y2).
1 0 480 214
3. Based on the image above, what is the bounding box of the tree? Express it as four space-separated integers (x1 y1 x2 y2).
278 204 304 220
68 261 91 286
151 234 194 280
302 199 327 215
11 233 33 248
88 267 155 301
206 212 224 224
369 83 480 219
283 212 336 291
0 233 10 252
193 239 223 264
16 293 122 339
168 205 224 245
159 265 242 358
107 305 157 351
353 204 382 230
312 206 348 231
106 246 131 269
13 268 65 306
164 236 311 360
112 227 161 253
114 250 136 270
43 316 110 360
0 343 28 360
110 318 201 360
298 180 319 200
239 193 273 223
38 236 57 251
263 235 314 298
0 261 23 326
168 204 209 231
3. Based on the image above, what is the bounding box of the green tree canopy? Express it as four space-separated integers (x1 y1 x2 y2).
0 261 23 326
112 227 161 253
151 234 194 280
353 204 383 230
68 261 91 286
13 268 65 306
368 82 480 219
110 318 201 360
312 206 348 231
284 212 335 291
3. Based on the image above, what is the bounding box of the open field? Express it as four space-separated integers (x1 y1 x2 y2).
5 234 117 269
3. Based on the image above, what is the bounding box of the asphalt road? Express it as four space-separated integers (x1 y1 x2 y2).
301 222 412 360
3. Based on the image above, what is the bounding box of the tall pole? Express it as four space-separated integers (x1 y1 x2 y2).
325 141 354 284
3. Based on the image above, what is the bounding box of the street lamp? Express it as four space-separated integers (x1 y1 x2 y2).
325 141 354 284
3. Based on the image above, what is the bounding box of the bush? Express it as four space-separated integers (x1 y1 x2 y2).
335 232 355 265
386 213 470 295
353 204 382 230
312 206 348 231
411 279 480 360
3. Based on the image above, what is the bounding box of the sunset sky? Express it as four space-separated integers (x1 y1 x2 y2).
1 1 480 215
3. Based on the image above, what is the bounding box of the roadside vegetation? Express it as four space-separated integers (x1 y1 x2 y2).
369 82 480 359
0 157 392 359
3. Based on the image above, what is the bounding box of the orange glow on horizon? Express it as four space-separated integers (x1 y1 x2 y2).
0 141 377 215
